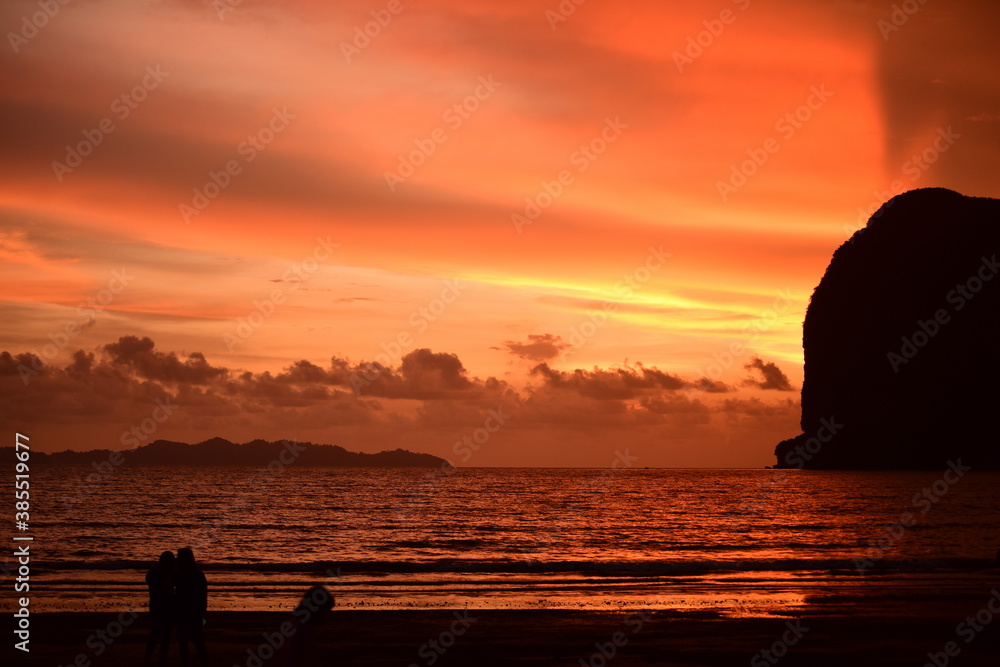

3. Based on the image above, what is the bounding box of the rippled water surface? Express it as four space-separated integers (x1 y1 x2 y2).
9 466 1000 614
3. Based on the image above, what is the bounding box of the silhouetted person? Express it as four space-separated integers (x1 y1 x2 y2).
175 547 208 666
280 585 334 667
144 550 175 666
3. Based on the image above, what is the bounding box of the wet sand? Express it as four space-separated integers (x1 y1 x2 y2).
25 601 1000 667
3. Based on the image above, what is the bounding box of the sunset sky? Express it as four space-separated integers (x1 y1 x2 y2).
2 0 998 466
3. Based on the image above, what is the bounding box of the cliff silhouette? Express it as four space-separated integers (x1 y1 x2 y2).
24 437 449 467
775 188 1000 469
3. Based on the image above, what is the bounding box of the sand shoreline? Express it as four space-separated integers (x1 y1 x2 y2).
19 604 1000 667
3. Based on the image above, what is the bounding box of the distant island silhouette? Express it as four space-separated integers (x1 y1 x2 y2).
776 188 1000 470
25 437 450 467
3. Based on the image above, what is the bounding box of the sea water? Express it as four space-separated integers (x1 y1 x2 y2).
7 466 999 616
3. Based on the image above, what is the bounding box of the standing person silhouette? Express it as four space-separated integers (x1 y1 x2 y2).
144 550 176 666
175 547 208 666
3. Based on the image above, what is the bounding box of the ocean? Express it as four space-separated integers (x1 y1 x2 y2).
9 465 1000 617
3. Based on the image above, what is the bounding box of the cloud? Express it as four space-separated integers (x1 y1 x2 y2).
692 377 732 393
501 333 571 362
103 336 227 384
396 348 475 396
0 337 799 466
743 356 794 391
529 362 687 400
0 351 44 377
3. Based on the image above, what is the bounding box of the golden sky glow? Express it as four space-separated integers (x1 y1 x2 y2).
2 0 998 465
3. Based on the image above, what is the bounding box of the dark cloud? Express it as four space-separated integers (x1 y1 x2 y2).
103 336 227 384
501 333 571 362
693 377 733 393
275 359 346 385
354 349 479 400
530 362 686 400
743 356 794 391
0 338 799 463
401 349 471 390
0 351 44 377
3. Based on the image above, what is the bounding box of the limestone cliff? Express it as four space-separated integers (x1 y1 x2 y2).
775 188 1000 469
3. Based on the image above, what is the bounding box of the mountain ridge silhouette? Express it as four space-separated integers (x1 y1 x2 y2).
19 437 450 467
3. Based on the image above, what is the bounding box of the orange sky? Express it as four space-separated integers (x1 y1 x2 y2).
2 0 998 465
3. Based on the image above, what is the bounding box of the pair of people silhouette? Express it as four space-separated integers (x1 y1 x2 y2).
144 546 208 666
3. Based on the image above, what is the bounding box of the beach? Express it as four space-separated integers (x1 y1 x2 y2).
27 606 1000 667
13 467 1000 665
25 575 1000 667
